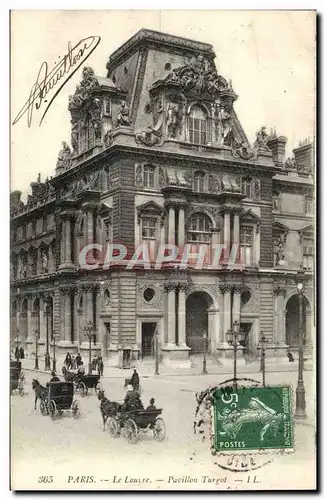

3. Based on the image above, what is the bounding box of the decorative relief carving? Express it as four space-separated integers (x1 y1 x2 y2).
137 283 162 309
232 142 258 161
273 286 286 297
208 174 221 194
158 167 165 188
135 94 163 147
160 54 236 99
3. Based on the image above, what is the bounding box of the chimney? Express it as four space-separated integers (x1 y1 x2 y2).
10 190 22 209
267 135 287 167
293 140 313 173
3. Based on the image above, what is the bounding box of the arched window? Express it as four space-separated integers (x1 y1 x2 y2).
187 213 212 243
189 105 208 145
193 171 205 193
80 114 95 151
143 165 156 188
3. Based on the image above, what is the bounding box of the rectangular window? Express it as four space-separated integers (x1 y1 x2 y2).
189 118 207 145
241 178 252 199
143 166 155 188
240 226 253 266
305 197 313 215
142 217 156 239
303 237 314 270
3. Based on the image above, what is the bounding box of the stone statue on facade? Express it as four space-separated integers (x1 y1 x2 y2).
275 234 286 265
135 127 161 147
56 141 72 170
41 251 48 273
71 121 79 155
284 157 296 170
117 102 131 127
254 126 270 151
166 102 180 138
215 103 233 144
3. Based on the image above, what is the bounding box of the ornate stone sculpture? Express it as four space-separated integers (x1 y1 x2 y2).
117 102 131 127
135 128 161 146
71 121 79 155
56 141 72 170
41 251 48 273
208 174 221 194
162 54 235 98
166 102 180 138
254 126 270 151
215 103 233 144
275 234 286 265
232 142 257 161
284 157 297 170
68 66 100 109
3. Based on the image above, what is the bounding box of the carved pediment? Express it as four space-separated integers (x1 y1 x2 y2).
241 209 261 223
272 221 289 234
152 54 237 101
61 171 101 200
136 201 164 224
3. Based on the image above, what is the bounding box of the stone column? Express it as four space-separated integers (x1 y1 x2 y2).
27 296 33 341
59 212 74 269
223 284 232 335
178 206 185 249
223 210 231 262
233 212 240 245
63 288 72 343
178 283 187 346
82 203 97 263
39 295 46 342
165 283 176 346
273 286 286 344
232 284 242 325
168 206 176 245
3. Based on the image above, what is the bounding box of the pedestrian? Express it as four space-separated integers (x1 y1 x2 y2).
64 352 72 369
19 346 25 359
71 356 76 370
97 356 104 377
14 346 20 361
76 352 82 367
130 369 140 391
92 356 98 371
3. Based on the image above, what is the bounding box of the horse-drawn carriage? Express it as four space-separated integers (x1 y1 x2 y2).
10 361 25 396
38 381 81 420
62 367 102 396
107 408 165 444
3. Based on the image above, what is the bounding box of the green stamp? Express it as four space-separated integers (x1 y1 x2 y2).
212 385 293 452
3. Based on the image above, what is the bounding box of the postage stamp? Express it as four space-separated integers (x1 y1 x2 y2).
212 385 294 453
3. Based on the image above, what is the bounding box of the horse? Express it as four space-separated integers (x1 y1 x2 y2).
62 366 76 383
32 379 47 410
97 390 122 431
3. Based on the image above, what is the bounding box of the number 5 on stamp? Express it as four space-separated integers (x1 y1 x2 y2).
212 385 294 452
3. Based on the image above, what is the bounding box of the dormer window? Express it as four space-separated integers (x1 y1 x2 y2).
189 105 208 145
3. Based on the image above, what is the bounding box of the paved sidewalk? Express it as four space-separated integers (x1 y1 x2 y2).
20 353 313 379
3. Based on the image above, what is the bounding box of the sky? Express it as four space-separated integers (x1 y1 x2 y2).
10 10 315 200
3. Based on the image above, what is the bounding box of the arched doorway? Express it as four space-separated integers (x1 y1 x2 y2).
186 291 213 353
285 294 311 348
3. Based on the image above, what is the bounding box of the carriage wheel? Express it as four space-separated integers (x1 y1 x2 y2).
95 381 102 395
78 382 87 397
125 419 138 444
49 400 57 420
40 400 48 416
72 400 81 419
153 418 166 442
107 418 120 437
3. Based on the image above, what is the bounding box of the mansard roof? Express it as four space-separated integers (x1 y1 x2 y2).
106 28 215 73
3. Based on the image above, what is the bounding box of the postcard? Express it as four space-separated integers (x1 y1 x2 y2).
10 10 316 491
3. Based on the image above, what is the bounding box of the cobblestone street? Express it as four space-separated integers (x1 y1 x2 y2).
11 365 316 490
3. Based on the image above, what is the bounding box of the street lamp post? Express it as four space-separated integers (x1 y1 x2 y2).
84 321 95 375
155 330 159 375
202 330 208 374
44 300 51 370
257 331 267 387
226 321 245 389
52 332 59 373
34 330 39 370
295 273 307 419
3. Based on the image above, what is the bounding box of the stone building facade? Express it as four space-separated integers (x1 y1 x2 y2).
10 29 314 365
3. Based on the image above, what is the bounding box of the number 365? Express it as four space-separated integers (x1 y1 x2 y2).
38 476 53 483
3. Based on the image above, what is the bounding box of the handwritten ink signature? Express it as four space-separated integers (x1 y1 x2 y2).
12 36 101 127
